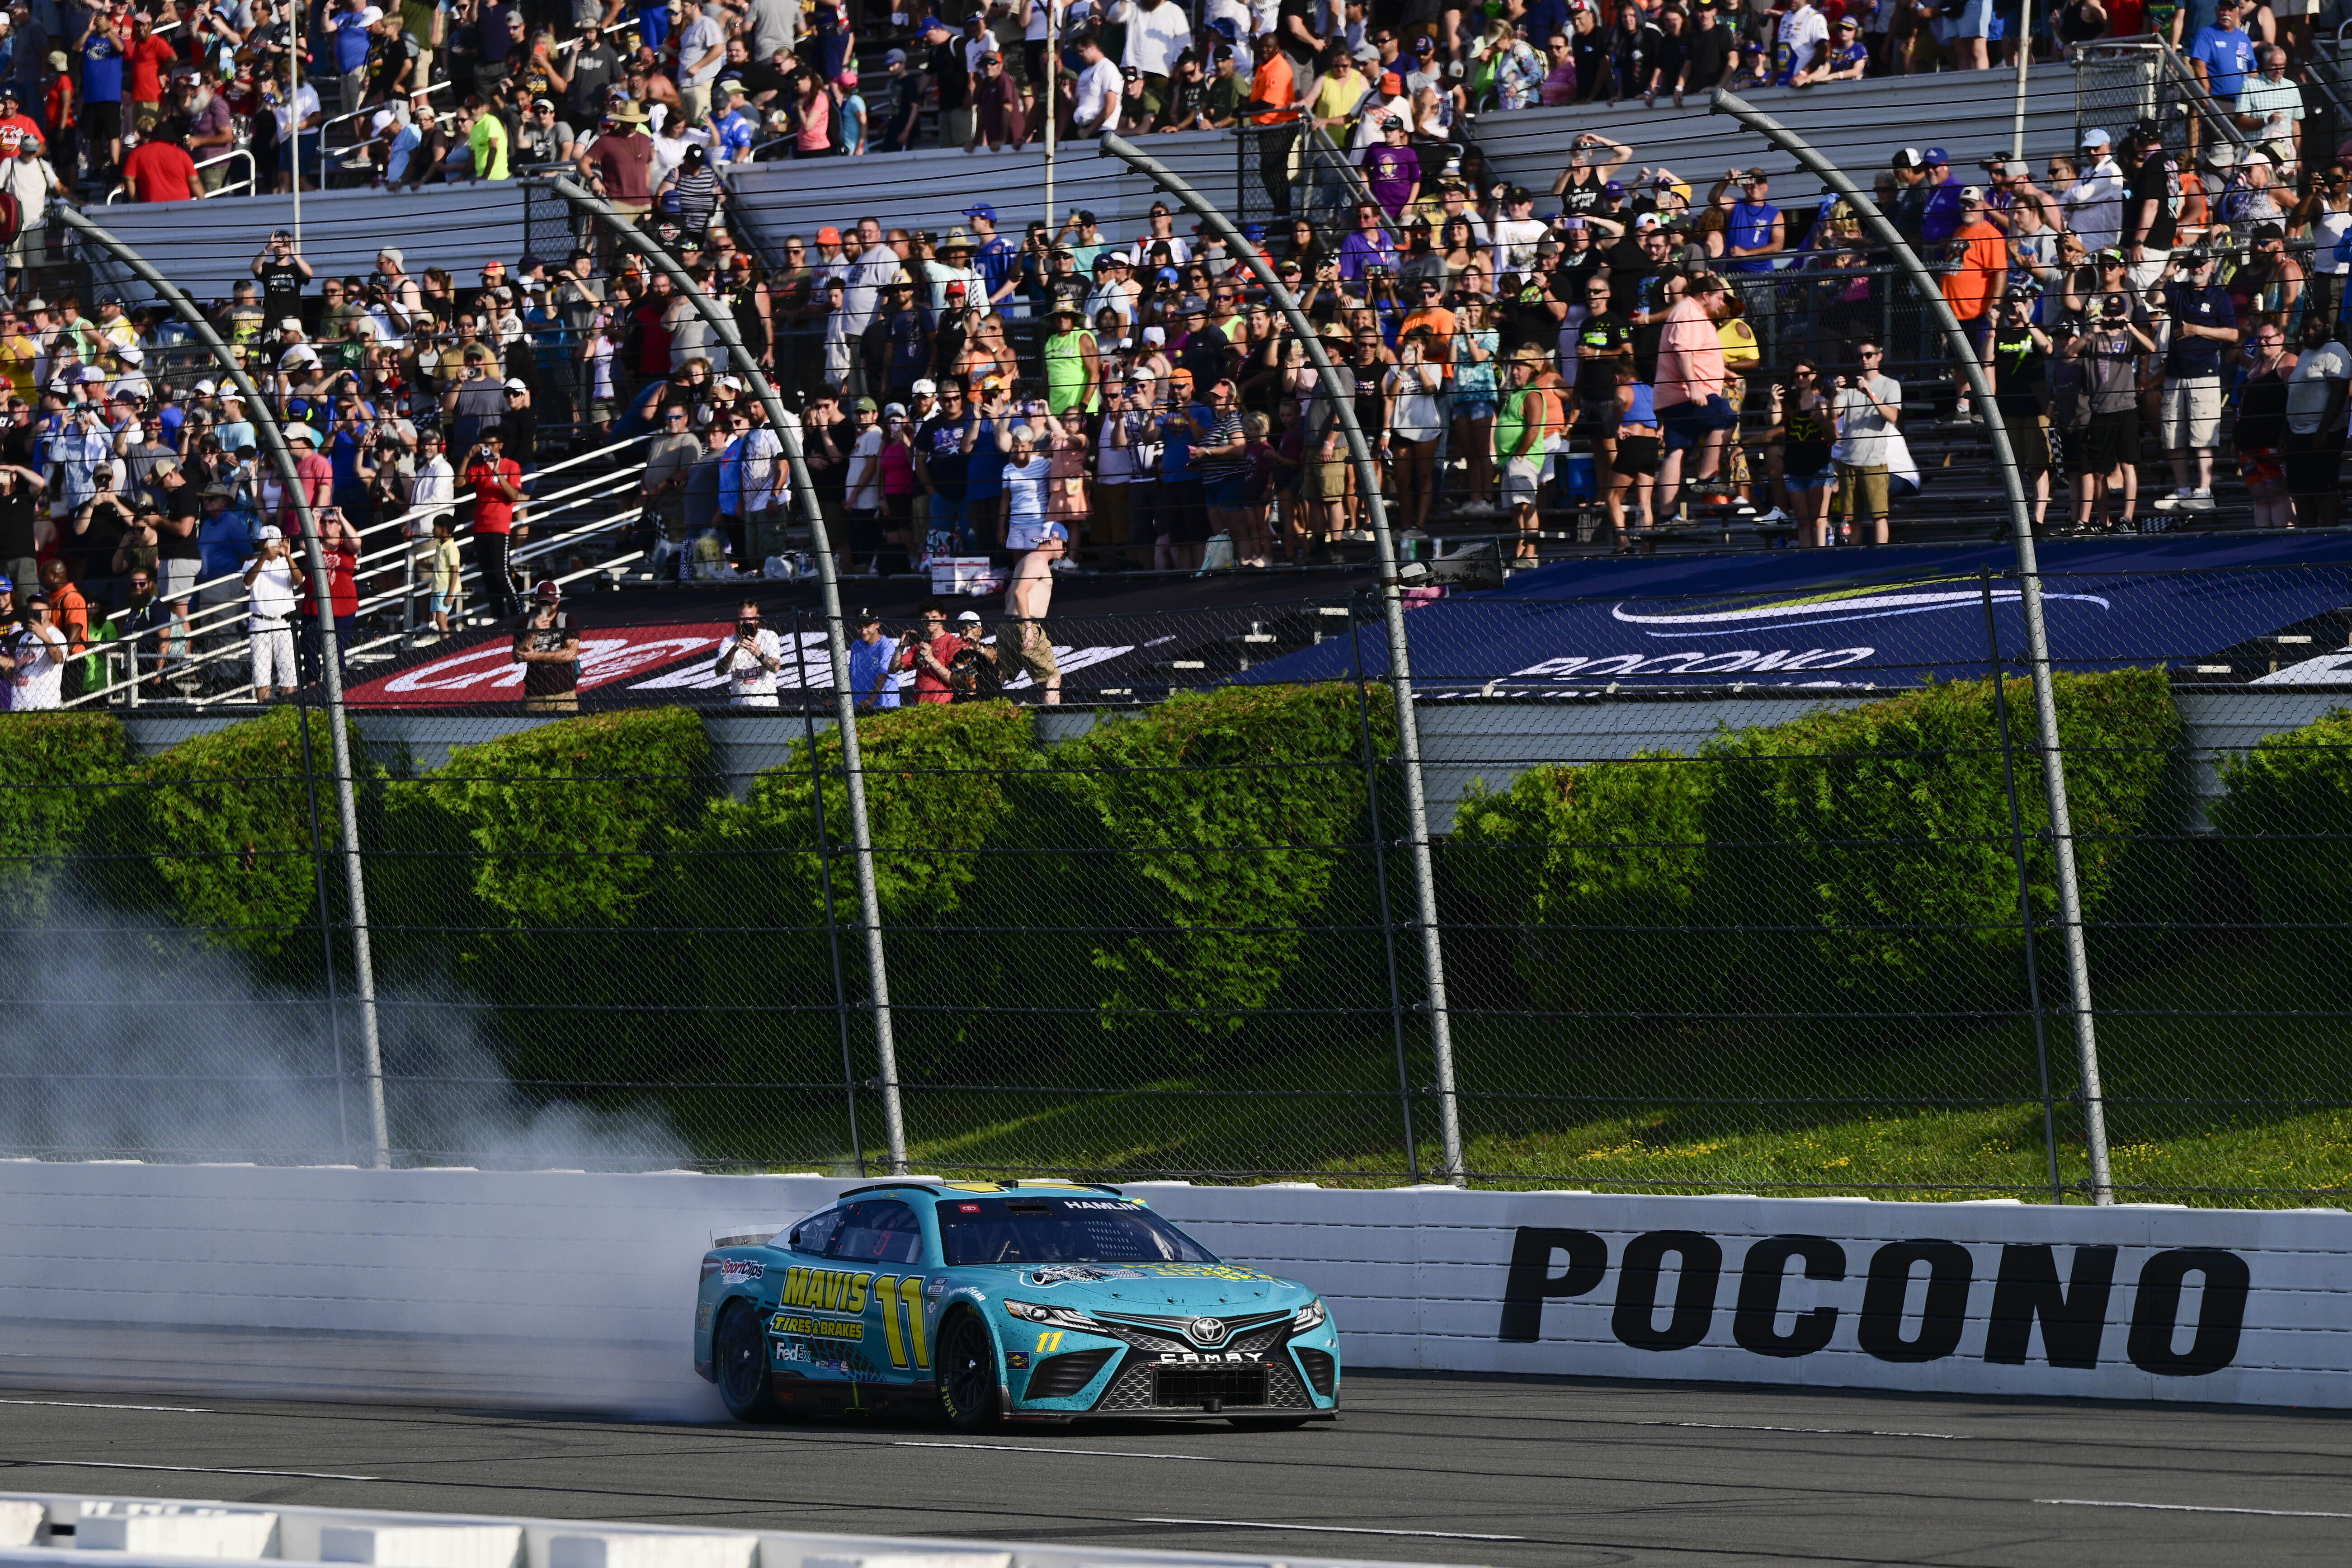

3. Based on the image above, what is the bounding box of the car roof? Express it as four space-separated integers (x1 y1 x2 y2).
832 1177 1130 1204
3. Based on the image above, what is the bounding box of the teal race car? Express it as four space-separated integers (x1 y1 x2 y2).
693 1178 1340 1428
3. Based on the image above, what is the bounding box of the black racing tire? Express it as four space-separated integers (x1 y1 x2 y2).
937 1309 1001 1432
1229 1417 1315 1430
714 1299 786 1423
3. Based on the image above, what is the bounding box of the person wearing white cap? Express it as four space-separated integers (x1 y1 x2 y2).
280 425 334 538
2060 129 2125 254
241 524 306 700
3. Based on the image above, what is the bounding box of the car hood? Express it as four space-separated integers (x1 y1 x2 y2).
984 1262 1311 1313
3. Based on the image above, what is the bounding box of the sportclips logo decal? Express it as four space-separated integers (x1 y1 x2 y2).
1497 1228 2248 1376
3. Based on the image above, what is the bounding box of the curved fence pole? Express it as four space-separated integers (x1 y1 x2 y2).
52 198 391 1171
543 176 910 1176
1098 132 1466 1187
1711 89 2113 1205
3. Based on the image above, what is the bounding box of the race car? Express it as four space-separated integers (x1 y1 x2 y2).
693 1178 1340 1428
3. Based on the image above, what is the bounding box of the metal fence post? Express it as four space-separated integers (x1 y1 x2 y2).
545 176 910 1175
1710 90 2113 1203
290 688 352 1158
1344 599 1421 1184
1095 133 1467 1185
53 199 393 1170
1981 570 2066 1205
794 607 866 1176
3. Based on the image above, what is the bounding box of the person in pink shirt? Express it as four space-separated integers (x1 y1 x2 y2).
1652 272 1735 525
281 426 336 537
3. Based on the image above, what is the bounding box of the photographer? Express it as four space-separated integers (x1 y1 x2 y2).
893 599 961 705
509 579 580 713
465 428 526 619
241 523 306 700
711 597 784 708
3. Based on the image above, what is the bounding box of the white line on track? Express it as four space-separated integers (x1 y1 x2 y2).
1636 1421 1969 1440
898 1442 1214 1461
2040 1498 2352 1520
1136 1517 1527 1542
5 1460 382 1481
0 1399 211 1413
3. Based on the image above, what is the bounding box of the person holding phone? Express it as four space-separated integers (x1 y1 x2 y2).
509 578 580 712
241 523 306 700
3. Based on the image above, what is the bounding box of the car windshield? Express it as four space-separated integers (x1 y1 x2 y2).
937 1195 1220 1266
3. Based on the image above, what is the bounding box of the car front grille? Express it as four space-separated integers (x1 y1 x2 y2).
1155 1364 1269 1408
1263 1357 1314 1408
1295 1347 1337 1397
1025 1347 1117 1400
1095 1360 1157 1411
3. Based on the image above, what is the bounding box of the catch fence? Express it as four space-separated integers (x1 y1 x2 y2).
8 562 2352 1205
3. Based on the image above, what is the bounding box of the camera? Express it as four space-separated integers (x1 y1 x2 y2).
736 618 757 640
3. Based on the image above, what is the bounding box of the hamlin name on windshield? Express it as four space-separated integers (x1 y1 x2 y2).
780 1266 873 1314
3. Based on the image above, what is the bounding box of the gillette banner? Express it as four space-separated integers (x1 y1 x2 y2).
1242 536 2352 692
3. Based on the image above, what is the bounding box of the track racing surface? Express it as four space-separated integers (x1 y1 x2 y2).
0 1355 2344 1567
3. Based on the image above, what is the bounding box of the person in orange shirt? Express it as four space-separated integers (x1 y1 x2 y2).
1242 33 1300 217
37 556 86 697
1942 187 2008 419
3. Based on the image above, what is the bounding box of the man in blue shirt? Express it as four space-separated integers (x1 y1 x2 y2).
82 13 124 174
326 0 373 117
2155 248 2237 514
710 79 757 164
1917 146 1966 244
848 609 900 710
964 203 1020 309
2189 0 2257 148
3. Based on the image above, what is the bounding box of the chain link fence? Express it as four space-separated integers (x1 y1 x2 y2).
11 565 2352 1205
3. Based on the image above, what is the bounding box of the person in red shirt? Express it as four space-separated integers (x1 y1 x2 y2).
0 87 44 157
42 56 75 163
123 16 177 117
465 427 526 620
120 119 202 202
893 601 961 704
297 508 360 685
281 425 335 535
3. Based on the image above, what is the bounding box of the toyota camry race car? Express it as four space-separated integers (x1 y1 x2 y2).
693 1179 1339 1428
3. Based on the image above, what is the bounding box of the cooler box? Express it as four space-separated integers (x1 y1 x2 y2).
1557 454 1598 503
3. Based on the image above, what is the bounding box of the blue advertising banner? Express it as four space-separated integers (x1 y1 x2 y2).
1238 536 2352 692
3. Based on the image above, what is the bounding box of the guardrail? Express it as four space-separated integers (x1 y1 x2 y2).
0 1492 1428 1568
69 430 660 708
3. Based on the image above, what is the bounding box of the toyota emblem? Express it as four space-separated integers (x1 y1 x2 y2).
1190 1317 1228 1344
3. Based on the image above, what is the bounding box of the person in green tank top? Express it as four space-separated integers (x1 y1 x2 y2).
1042 304 1103 415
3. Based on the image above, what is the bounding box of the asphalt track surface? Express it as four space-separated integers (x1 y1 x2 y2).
0 1363 2347 1567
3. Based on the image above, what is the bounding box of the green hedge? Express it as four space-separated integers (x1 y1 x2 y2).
98 707 355 959
1035 684 1394 1055
378 708 717 1083
0 713 128 920
2211 706 2352 980
1450 670 2181 1027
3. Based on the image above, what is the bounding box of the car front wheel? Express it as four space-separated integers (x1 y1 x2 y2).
937 1310 1001 1431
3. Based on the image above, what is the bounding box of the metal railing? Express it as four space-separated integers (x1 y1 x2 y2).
71 431 658 708
103 147 261 204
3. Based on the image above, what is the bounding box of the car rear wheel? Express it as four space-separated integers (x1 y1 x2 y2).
715 1300 786 1423
937 1310 1000 1431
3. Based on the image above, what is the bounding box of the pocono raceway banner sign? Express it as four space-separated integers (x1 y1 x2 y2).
1243 534 2352 693
3 1163 2344 1410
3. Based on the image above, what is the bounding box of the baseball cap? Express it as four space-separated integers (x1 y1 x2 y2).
259 524 284 541
504 377 528 391
1892 147 1926 170
2244 148 2273 167
1379 71 1402 92
855 396 880 413
1380 113 1404 130
284 425 321 446
193 378 216 396
816 224 841 244
533 578 562 603
956 609 982 623
1633 212 1663 232
2080 126 2112 147
0 574 12 593
912 377 938 396
1602 179 1625 196
858 608 882 624
1960 184 1983 202
883 46 906 64
1923 146 1949 164
963 202 997 221
1410 33 1434 51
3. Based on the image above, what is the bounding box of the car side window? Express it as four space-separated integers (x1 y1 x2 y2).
825 1199 925 1266
787 1207 844 1256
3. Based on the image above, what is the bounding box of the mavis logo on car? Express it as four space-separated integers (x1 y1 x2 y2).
778 1266 874 1314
